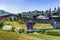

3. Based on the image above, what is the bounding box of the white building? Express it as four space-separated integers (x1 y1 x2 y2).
37 15 49 19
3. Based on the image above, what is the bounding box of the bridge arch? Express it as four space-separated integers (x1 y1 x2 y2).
0 14 27 30
33 22 52 29
0 14 60 32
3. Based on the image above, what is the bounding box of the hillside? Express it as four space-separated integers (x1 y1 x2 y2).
0 10 12 16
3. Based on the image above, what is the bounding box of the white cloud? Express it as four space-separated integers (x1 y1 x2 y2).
0 5 20 14
0 6 6 10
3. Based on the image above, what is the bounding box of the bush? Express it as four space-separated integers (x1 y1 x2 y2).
12 27 15 32
19 29 25 33
45 30 60 36
0 22 4 29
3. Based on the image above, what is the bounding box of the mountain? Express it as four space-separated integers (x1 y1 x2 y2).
21 10 43 16
0 10 12 16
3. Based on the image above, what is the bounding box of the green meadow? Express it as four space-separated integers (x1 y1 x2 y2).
0 30 60 40
0 19 60 40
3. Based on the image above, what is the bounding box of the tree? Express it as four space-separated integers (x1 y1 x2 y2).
0 22 3 28
57 7 60 16
28 11 31 14
41 11 43 13
58 6 60 11
49 8 51 13
33 10 40 13
36 14 39 17
32 15 36 18
54 7 56 10
18 13 22 17
45 10 49 16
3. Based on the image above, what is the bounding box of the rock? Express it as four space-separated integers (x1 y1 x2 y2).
2 25 12 30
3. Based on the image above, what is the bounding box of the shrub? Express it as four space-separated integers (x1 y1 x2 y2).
19 29 25 33
0 22 4 28
12 27 15 32
45 30 60 36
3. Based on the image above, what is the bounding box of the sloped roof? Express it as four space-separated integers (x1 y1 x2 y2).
37 15 49 19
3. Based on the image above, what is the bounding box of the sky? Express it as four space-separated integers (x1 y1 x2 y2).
0 0 60 14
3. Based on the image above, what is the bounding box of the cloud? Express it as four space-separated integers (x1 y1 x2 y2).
0 5 20 14
0 6 6 10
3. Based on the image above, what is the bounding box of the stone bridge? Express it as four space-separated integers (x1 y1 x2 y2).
0 14 60 31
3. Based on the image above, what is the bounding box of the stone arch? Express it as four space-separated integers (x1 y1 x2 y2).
0 14 27 30
49 19 60 29
1 14 60 31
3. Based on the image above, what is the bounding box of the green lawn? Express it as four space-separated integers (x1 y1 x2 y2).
0 30 20 40
28 33 60 40
0 30 60 40
45 29 60 36
33 23 52 29
0 20 60 40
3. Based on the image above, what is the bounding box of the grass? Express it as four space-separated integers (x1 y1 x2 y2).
3 21 26 29
1 28 60 40
27 33 60 40
0 30 40 40
0 30 20 40
33 23 52 29
45 29 60 36
1 30 60 40
1 20 60 40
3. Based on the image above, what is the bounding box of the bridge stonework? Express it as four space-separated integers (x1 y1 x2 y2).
52 21 60 29
49 19 60 29
0 14 60 31
26 22 35 30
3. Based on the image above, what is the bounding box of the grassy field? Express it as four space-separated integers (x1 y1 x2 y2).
33 23 52 29
28 33 60 40
0 30 20 40
0 30 60 40
0 20 60 40
45 29 60 36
